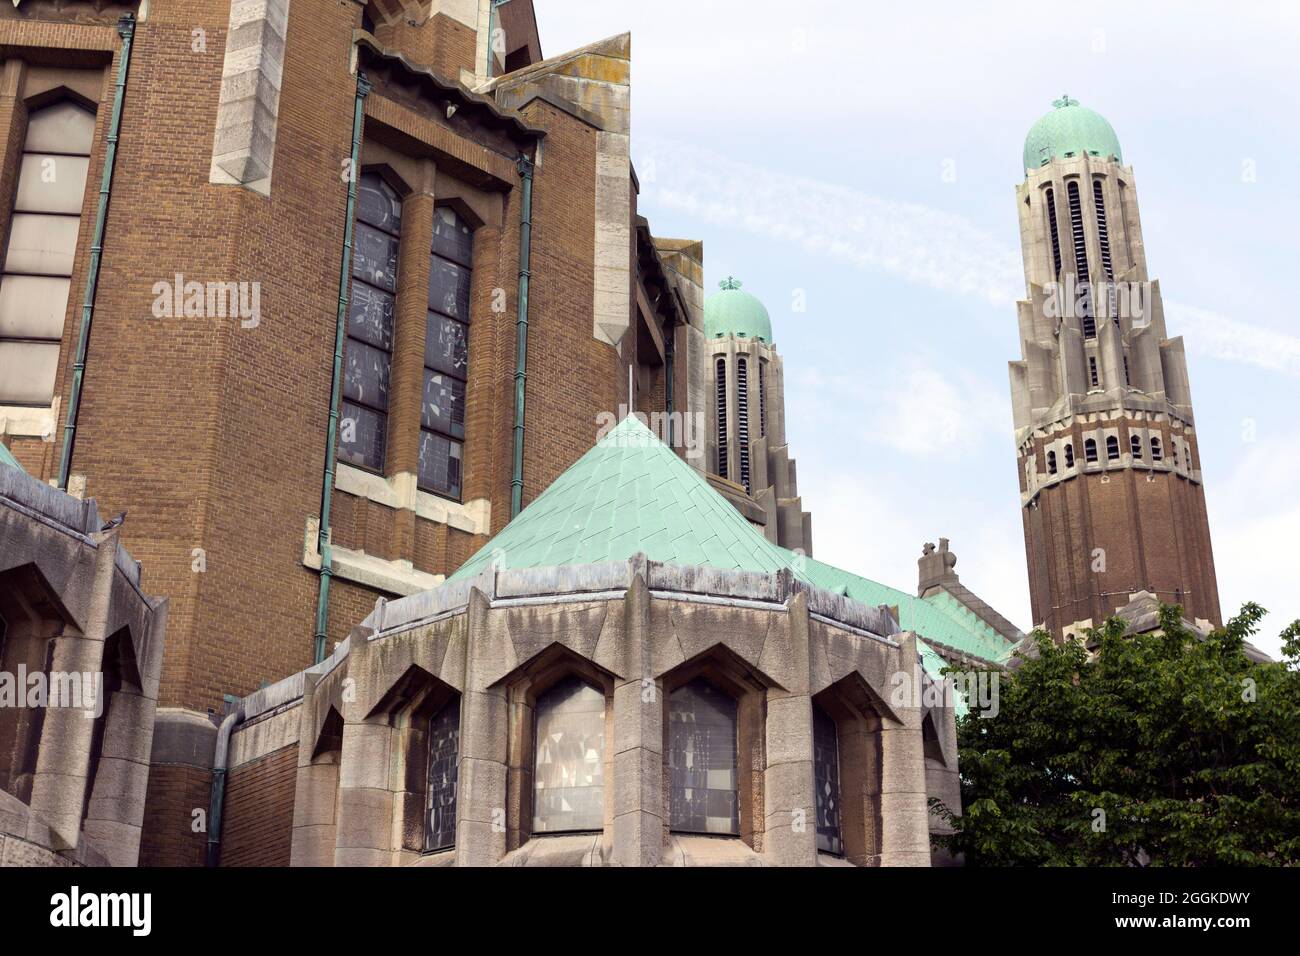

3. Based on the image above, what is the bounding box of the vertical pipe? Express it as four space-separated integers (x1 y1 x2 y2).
314 72 370 664
58 14 135 490
510 153 534 518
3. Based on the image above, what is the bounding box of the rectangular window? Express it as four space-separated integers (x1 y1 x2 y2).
424 699 460 852
339 172 401 472
418 207 474 498
1089 356 1099 387
0 101 95 405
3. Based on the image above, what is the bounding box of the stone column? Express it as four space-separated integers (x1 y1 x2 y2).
81 689 156 867
611 563 662 866
333 632 397 866
386 160 436 557
762 590 817 865
27 527 121 848
455 586 508 865
877 632 931 866
0 60 28 268
289 671 342 867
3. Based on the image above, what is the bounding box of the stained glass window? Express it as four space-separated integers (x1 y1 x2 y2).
424 698 459 852
339 172 400 471
668 678 739 835
533 677 605 833
813 706 843 855
420 207 473 497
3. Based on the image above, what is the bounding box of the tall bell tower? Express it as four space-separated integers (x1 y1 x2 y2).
1009 97 1221 638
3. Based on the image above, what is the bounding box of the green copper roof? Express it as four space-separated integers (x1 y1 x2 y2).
447 415 1015 678
448 414 796 582
777 548 1013 665
703 277 773 343
0 443 22 471
1023 96 1122 173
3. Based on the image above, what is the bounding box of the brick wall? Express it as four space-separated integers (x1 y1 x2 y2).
138 763 209 868
219 744 298 867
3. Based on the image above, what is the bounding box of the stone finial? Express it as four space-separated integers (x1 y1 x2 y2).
918 537 958 596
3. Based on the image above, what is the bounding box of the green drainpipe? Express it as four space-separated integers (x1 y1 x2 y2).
314 71 370 664
58 14 135 490
510 153 534 518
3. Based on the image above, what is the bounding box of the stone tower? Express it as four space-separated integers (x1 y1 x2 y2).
1008 97 1221 638
702 278 812 553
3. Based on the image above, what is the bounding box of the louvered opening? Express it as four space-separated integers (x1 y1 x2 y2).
1093 178 1116 324
1067 180 1094 338
1130 434 1143 458
715 357 728 479
1106 435 1120 460
736 356 751 494
1064 443 1075 468
758 359 767 438
1047 450 1057 475
1045 187 1063 279
1089 355 1099 387
1085 438 1098 462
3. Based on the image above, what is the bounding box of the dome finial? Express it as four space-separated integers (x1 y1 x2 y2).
719 276 742 291
1052 94 1078 109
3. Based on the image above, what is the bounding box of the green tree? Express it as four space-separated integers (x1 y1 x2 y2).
933 603 1300 865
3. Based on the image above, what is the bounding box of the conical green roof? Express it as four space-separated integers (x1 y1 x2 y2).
703 277 772 343
448 414 795 581
445 416 1018 677
1023 96 1122 173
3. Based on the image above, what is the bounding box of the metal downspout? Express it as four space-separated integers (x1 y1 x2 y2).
57 14 136 490
205 701 245 867
314 71 370 664
510 153 534 518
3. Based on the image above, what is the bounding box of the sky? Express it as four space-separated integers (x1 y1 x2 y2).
535 0 1300 658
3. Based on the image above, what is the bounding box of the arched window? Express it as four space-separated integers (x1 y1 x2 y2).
424 698 460 851
715 357 728 479
1084 438 1098 462
1150 436 1162 461
0 100 96 405
1045 186 1063 279
420 206 474 498
533 676 605 833
1130 434 1142 458
340 171 400 471
1106 435 1120 460
668 678 738 835
1067 180 1094 338
1047 450 1057 475
1064 443 1075 468
813 705 843 855
736 356 751 493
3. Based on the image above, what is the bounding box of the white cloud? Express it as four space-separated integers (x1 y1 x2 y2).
637 136 1300 379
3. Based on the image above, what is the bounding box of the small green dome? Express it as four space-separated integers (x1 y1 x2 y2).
1023 96 1122 173
703 277 772 343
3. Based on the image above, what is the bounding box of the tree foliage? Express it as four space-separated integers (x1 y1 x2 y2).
934 603 1300 865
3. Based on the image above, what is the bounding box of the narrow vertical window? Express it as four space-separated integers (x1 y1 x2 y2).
420 206 473 498
758 359 767 438
1064 443 1075 468
715 357 728 479
1123 354 1131 386
1047 450 1057 475
424 698 460 852
1150 436 1162 461
736 356 751 493
1106 435 1120 460
1130 434 1142 458
1045 186 1063 279
1067 180 1094 338
1088 355 1099 387
533 676 605 833
1093 178 1116 323
0 101 95 405
813 706 843 855
340 172 400 471
668 678 738 835
1085 438 1098 462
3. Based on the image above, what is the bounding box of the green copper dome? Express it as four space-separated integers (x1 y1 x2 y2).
703 277 772 343
1023 96 1122 173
